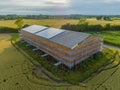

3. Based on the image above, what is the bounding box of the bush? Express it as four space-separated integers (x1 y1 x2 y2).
0 27 18 33
61 23 120 32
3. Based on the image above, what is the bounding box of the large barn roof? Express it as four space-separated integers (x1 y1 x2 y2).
21 25 91 49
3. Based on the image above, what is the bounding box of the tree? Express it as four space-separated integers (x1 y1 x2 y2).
15 18 24 29
96 16 103 20
78 18 87 24
78 18 88 26
105 23 111 30
103 16 111 21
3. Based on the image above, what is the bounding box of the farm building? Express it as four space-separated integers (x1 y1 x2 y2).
19 25 103 68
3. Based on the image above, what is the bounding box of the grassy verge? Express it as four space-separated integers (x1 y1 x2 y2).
11 34 19 41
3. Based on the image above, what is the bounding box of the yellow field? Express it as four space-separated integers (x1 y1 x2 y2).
87 19 120 26
0 34 120 90
0 19 78 28
0 19 120 29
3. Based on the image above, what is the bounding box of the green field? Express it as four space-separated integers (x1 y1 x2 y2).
88 31 120 47
0 34 120 90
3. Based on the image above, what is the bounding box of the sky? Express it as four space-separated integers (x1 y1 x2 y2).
0 0 120 15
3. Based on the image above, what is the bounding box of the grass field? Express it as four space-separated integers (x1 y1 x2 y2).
88 31 120 47
0 34 120 90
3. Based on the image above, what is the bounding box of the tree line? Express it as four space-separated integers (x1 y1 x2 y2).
0 14 120 20
61 20 120 32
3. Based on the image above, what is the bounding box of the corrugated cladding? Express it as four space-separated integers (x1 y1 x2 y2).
22 25 48 34
22 25 91 49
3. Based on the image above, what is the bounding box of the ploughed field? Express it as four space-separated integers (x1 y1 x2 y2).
0 34 120 90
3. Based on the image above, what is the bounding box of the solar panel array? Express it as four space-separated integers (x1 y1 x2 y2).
50 31 90 49
36 28 65 39
22 25 91 49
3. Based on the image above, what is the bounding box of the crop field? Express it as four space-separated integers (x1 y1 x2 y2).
0 19 120 29
0 34 120 90
86 19 120 26
0 19 79 28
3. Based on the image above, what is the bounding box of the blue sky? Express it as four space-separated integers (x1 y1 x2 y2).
0 0 120 15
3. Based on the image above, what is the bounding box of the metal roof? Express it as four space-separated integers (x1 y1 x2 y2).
22 25 91 49
22 25 48 34
50 31 90 49
35 28 65 39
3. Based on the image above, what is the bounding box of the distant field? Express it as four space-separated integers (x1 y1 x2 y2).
86 19 120 26
0 19 120 29
0 19 79 28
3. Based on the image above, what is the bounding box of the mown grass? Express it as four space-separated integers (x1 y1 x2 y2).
88 31 120 47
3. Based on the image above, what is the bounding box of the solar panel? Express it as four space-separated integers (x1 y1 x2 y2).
22 25 48 34
36 28 65 39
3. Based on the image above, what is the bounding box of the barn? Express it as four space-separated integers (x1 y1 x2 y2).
19 25 103 68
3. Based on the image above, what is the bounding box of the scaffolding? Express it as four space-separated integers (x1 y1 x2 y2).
20 25 103 68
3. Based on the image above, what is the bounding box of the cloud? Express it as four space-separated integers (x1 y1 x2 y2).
44 0 69 7
104 0 120 3
0 0 120 15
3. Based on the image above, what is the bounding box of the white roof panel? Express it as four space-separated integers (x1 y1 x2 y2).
22 25 48 34
35 28 65 39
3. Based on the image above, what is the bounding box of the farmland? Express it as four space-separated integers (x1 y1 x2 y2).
0 34 85 90
0 19 120 90
0 18 120 29
86 19 120 26
0 19 78 28
0 34 120 90
1 19 120 40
